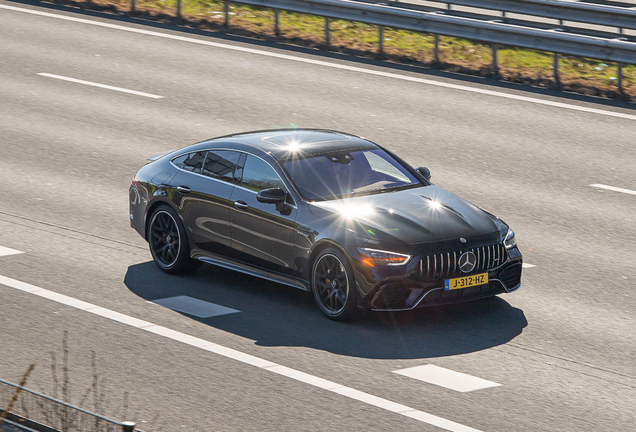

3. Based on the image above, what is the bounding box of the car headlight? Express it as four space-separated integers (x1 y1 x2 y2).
504 229 516 249
356 248 412 266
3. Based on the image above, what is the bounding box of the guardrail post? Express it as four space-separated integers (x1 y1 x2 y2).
492 43 498 75
274 9 280 36
553 53 560 88
618 63 623 97
378 26 384 54
434 34 439 63
121 421 136 432
325 18 330 46
177 0 181 18
224 1 229 26
130 0 135 14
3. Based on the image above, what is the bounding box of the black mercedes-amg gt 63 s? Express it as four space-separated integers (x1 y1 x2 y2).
130 129 522 320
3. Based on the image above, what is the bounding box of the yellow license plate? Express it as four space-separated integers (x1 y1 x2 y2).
445 273 488 290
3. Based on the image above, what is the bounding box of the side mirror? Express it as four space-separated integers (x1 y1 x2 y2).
417 167 431 181
257 188 286 204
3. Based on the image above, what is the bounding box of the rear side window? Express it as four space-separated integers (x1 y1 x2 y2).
172 151 206 173
241 155 286 192
202 150 240 183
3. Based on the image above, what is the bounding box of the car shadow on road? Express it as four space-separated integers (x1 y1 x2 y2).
125 261 527 360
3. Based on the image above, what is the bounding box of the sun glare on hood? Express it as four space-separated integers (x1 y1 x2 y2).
313 201 376 219
428 200 442 210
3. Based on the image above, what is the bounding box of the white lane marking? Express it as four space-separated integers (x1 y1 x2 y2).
522 263 535 268
0 246 23 257
0 274 482 432
1 3 635 121
37 73 164 99
152 295 240 318
590 184 636 196
394 365 501 393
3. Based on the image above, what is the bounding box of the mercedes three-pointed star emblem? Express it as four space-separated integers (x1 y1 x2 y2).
458 251 477 273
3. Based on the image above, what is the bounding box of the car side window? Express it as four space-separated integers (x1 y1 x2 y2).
202 150 240 183
171 154 188 168
241 155 287 193
173 151 207 174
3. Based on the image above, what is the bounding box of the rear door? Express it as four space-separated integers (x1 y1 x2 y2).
229 154 299 275
172 149 241 256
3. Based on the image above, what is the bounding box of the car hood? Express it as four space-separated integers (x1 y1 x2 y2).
308 185 501 245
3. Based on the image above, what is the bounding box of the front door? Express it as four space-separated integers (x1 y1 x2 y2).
229 155 299 275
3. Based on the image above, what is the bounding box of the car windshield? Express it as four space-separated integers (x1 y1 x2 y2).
282 148 421 201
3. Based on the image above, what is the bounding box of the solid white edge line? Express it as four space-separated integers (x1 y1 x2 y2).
2 3 636 121
590 184 636 196
522 263 535 268
0 273 483 432
37 73 164 99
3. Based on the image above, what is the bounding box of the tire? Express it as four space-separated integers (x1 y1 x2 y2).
311 247 358 321
147 205 201 274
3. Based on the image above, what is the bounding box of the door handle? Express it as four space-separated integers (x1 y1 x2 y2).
177 186 191 194
234 200 249 210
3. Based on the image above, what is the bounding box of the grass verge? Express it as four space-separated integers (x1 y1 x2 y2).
44 0 636 101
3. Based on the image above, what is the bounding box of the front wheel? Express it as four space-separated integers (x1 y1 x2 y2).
148 205 200 274
311 248 358 321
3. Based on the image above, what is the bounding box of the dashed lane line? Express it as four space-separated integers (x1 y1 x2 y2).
394 365 501 393
2 4 636 122
151 295 240 318
37 73 164 99
0 246 23 257
523 263 535 268
591 184 636 196
0 273 482 432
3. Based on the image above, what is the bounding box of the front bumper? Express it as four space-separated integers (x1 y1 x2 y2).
350 245 523 311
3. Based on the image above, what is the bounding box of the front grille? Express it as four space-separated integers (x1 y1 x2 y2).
499 263 522 289
419 244 507 279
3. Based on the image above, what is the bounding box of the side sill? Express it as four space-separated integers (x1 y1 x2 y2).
195 254 309 292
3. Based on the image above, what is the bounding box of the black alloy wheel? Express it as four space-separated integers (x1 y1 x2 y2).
312 248 358 321
148 205 200 274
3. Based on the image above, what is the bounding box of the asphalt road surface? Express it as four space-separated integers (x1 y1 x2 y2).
1 1 635 431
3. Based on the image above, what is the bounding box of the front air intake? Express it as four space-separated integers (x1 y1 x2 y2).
499 263 522 290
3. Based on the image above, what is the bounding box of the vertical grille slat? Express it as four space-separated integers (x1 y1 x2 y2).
453 251 457 274
476 248 481 272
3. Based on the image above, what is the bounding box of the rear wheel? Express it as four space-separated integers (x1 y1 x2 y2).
311 248 358 321
148 205 200 274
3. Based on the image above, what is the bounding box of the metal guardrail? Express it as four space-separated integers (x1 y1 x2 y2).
0 379 136 432
249 0 636 60
216 0 636 61
385 0 636 32
130 0 636 94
